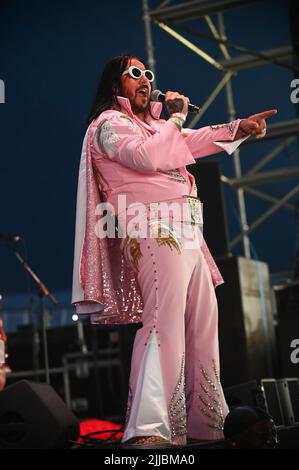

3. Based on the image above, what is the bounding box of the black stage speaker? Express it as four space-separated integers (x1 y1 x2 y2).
216 256 277 387
274 281 299 315
188 160 230 257
0 380 80 449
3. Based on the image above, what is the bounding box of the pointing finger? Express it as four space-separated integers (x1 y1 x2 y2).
251 109 278 120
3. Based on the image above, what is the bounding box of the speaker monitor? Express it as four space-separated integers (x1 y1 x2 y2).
261 379 284 426
277 378 299 426
0 380 80 449
224 379 284 426
216 256 276 387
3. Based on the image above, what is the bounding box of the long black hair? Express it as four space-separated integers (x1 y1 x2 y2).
87 54 147 125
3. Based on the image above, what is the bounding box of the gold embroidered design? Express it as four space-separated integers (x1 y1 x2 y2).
168 353 187 439
126 237 142 271
197 361 225 431
150 222 181 254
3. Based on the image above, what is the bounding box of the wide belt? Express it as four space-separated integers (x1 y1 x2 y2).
117 195 203 227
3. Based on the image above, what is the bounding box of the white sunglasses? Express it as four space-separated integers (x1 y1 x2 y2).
122 66 155 82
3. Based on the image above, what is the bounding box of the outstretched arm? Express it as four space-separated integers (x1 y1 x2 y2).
182 109 278 158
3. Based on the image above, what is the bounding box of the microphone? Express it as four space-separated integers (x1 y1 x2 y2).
151 89 200 114
0 233 22 242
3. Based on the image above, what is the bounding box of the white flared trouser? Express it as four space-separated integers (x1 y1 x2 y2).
121 223 229 445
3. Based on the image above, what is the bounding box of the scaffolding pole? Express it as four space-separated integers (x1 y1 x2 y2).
218 12 251 257
143 0 158 89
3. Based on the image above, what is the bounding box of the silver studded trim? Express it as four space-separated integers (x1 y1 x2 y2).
197 360 225 431
210 121 238 137
124 386 133 430
168 353 187 439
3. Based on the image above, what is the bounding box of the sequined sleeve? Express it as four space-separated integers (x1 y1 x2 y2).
97 119 120 155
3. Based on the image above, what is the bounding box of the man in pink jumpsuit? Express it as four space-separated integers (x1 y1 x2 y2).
72 54 276 446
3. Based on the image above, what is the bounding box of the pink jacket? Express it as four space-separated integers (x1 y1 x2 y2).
72 97 246 324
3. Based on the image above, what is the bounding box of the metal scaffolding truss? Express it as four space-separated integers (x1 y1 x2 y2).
148 0 264 23
143 0 299 271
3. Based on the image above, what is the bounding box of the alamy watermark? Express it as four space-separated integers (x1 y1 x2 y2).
290 78 299 104
290 339 299 364
93 195 203 248
0 80 5 104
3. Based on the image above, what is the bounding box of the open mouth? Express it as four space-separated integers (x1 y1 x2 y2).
137 87 149 97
